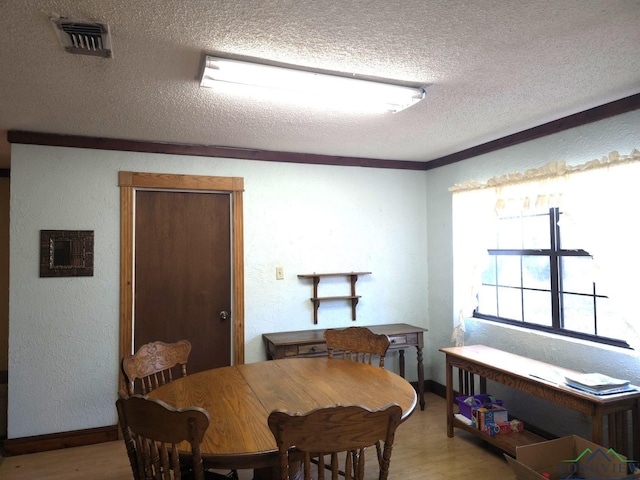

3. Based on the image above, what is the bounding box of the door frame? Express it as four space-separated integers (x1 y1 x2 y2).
118 171 245 382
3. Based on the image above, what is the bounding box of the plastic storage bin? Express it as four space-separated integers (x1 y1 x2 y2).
455 394 503 419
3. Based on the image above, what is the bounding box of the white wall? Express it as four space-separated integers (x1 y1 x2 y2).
425 108 640 438
9 108 640 441
8 145 428 438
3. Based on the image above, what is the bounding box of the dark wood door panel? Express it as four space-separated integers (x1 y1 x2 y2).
134 190 231 374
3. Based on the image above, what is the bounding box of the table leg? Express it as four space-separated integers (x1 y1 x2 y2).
592 408 604 447
253 467 277 480
608 405 640 460
416 346 425 411
254 462 302 480
634 399 640 462
445 355 453 438
398 349 405 378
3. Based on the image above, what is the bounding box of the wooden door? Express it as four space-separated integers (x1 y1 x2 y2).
119 172 245 387
134 190 231 374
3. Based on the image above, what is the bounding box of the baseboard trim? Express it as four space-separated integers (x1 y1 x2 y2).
426 379 446 398
3 425 119 456
0 381 433 457
408 379 445 400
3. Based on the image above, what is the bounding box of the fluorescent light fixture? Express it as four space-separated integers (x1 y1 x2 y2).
201 55 426 113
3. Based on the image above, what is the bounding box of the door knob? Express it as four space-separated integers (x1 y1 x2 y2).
219 310 230 321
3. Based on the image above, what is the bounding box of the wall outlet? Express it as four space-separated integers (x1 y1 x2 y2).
276 266 284 280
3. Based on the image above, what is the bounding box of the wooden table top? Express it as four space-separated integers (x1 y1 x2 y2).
148 357 417 469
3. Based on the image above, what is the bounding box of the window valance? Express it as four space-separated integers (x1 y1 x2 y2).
449 149 640 193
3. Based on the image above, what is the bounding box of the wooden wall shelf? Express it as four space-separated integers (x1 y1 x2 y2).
297 272 371 324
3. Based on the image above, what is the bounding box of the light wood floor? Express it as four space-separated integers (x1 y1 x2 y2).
0 393 515 479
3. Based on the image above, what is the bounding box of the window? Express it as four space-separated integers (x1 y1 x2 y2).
474 207 626 348
451 149 640 350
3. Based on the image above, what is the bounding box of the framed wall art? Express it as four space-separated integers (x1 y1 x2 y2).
39 230 94 277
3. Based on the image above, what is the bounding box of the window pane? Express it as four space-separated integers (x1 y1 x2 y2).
523 290 552 326
482 257 497 285
478 285 497 316
497 216 522 249
561 257 594 294
485 228 499 250
496 287 522 321
497 256 521 287
522 213 550 249
593 295 616 336
557 211 579 250
471 206 625 347
522 255 550 290
562 293 595 335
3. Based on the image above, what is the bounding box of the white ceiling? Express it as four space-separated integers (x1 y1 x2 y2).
1 0 639 169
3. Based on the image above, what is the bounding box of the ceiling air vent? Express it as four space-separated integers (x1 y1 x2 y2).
51 18 113 58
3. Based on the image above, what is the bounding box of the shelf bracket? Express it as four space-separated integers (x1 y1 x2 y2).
298 272 371 324
351 296 359 321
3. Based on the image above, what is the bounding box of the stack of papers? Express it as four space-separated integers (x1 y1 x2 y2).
564 373 636 395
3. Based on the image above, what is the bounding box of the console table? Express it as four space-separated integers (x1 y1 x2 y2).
440 345 640 459
263 323 427 410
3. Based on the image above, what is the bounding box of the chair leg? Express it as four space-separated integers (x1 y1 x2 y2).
375 440 382 467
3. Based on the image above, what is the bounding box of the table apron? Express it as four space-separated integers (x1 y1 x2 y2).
201 452 277 471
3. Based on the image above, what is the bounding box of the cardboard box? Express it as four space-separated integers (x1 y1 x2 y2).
505 435 635 479
472 404 508 430
482 418 524 436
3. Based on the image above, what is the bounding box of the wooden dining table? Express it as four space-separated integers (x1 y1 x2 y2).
148 357 417 479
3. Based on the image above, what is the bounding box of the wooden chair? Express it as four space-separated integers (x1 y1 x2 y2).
324 327 390 367
324 327 391 473
268 403 403 480
116 394 203 480
122 339 191 395
117 394 238 480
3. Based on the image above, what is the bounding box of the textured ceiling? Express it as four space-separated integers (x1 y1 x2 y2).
1 0 639 169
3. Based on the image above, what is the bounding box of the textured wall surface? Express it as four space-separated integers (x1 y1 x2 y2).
8 146 428 438
425 109 640 438
8 108 640 440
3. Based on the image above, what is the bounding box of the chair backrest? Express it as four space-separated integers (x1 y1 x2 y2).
324 327 390 367
122 339 191 395
268 403 402 480
116 394 210 480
